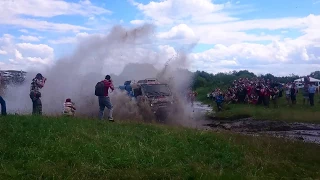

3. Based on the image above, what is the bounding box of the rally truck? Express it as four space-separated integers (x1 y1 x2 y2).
119 79 175 122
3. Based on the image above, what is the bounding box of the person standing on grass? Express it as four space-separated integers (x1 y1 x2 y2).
215 92 224 112
95 75 114 121
0 74 7 116
271 87 279 108
264 87 271 108
290 83 297 105
285 84 291 105
0 96 6 116
303 85 310 105
255 83 264 105
308 83 316 106
30 73 46 115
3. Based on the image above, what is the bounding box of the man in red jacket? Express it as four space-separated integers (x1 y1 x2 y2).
98 75 115 121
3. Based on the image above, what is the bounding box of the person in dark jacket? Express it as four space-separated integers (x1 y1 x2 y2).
0 96 6 116
215 92 224 112
98 75 115 121
0 73 6 116
290 83 297 105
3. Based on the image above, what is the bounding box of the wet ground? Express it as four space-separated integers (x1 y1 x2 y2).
188 102 320 145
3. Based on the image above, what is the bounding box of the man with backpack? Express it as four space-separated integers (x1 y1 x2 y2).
95 75 114 121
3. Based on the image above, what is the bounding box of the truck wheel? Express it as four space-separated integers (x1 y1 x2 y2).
155 109 168 123
138 101 155 122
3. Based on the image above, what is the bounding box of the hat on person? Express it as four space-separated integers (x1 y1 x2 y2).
36 73 43 79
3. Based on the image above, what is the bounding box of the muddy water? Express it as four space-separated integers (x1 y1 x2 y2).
206 119 320 145
176 101 214 130
185 102 320 145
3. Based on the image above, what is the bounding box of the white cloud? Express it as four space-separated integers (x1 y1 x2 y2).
0 49 7 55
1 17 91 32
130 20 146 25
19 29 29 33
0 0 111 18
0 31 180 72
157 24 196 40
14 49 23 60
19 35 40 42
158 45 177 59
0 34 54 70
16 43 54 59
313 0 320 4
0 0 111 32
48 32 90 44
132 0 320 45
156 14 320 45
132 0 233 25
130 0 320 75
1 0 319 77
190 37 320 75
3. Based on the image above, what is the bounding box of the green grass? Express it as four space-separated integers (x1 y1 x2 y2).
206 92 320 123
0 115 320 179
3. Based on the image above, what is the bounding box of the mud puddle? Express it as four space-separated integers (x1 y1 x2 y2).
177 101 213 130
206 118 320 145
173 102 320 145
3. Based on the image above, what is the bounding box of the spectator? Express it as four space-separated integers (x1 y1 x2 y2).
209 77 285 107
264 87 271 107
238 86 247 103
303 85 310 105
29 73 46 115
0 73 7 116
290 83 297 105
63 98 76 116
97 75 114 121
0 96 6 116
255 83 264 105
271 87 279 108
285 84 291 105
308 83 316 106
215 92 224 112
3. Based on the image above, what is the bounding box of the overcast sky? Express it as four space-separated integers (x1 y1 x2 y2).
1 0 320 76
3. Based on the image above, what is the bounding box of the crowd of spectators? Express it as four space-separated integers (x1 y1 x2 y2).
207 76 317 109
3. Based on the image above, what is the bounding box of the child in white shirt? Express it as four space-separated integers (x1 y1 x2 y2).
63 98 76 116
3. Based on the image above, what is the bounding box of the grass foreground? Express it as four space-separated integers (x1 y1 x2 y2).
0 115 320 179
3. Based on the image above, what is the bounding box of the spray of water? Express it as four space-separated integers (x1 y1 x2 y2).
3 24 201 125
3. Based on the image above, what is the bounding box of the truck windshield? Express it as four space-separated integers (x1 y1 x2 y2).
141 84 171 97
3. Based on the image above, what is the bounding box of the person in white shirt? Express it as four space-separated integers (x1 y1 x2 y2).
285 84 291 105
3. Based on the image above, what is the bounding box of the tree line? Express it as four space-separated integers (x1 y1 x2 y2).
192 70 320 93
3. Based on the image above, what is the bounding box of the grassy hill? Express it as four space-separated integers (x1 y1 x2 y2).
0 115 319 179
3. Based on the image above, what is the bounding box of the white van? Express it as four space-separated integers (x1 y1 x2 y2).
296 83 304 89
